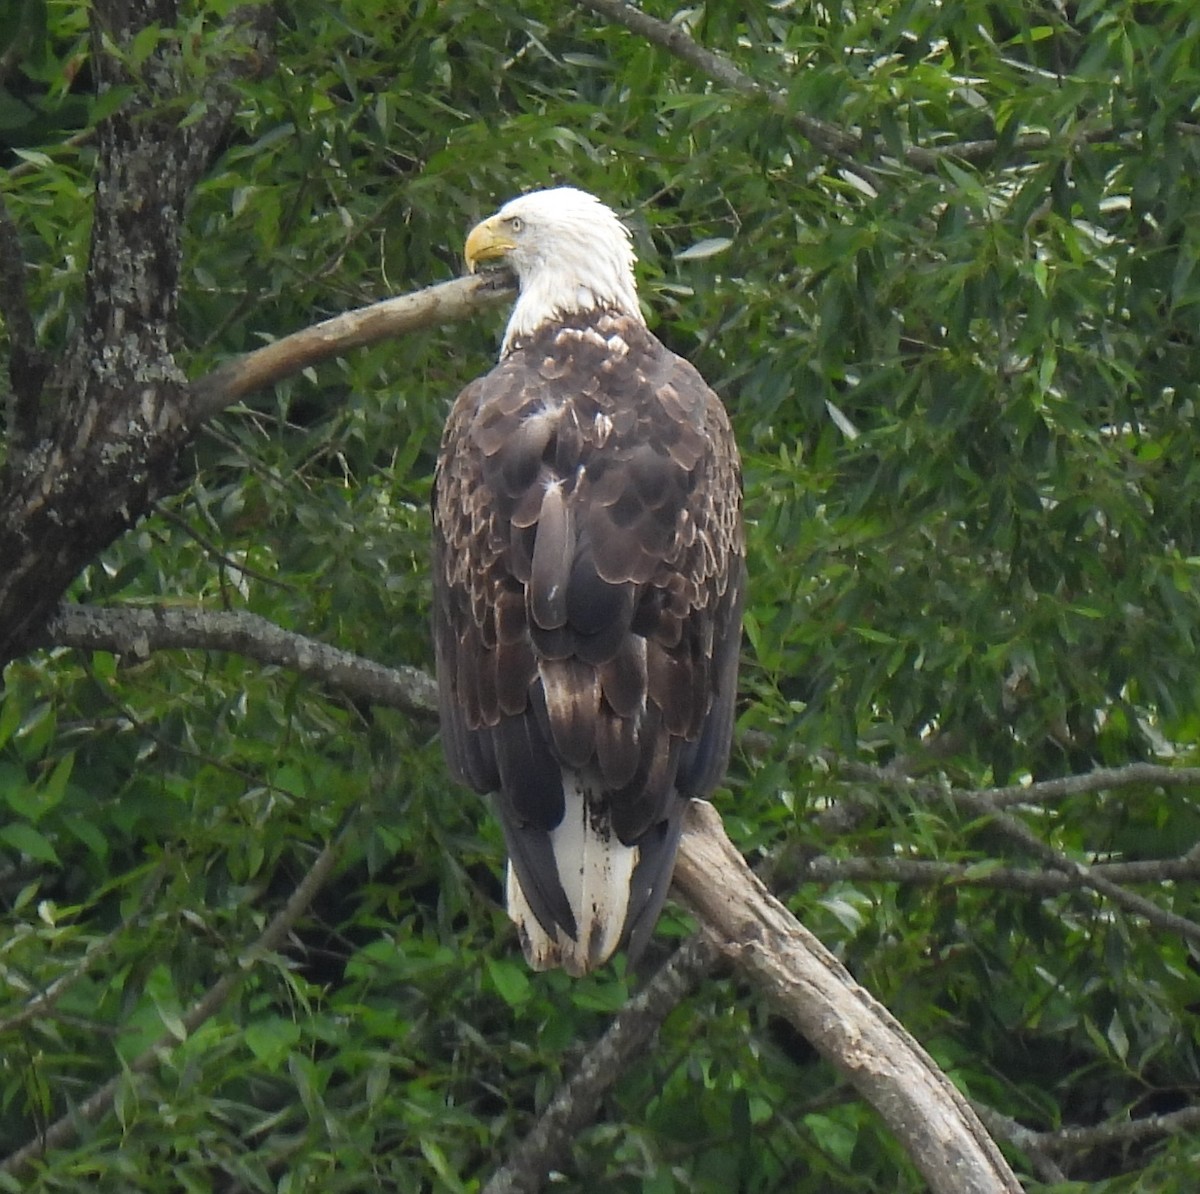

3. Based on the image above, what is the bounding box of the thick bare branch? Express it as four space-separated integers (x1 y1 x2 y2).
673 801 1023 1194
0 824 348 1179
187 271 516 421
40 604 438 719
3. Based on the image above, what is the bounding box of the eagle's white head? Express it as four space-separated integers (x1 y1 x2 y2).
464 187 645 357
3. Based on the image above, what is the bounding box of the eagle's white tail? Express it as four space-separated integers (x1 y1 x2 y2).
506 778 637 976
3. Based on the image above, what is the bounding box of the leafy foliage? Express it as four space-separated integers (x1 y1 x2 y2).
3 0 1200 1189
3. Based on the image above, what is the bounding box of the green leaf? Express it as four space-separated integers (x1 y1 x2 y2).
0 693 20 751
0 821 60 865
244 1017 302 1069
485 956 532 1008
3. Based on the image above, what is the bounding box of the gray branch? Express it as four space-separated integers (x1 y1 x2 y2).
41 604 438 719
575 0 1147 178
186 270 516 422
673 801 1023 1194
953 790 1200 947
483 933 720 1194
792 852 1200 891
574 0 878 190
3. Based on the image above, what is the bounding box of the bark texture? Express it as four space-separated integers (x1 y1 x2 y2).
674 801 1023 1194
0 1 269 664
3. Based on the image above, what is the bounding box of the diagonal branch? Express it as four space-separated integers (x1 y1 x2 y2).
483 933 720 1194
954 790 1200 947
672 800 1022 1194
574 0 1143 177
574 0 877 188
187 271 515 422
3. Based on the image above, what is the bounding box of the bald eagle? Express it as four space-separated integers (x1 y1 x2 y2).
432 187 744 975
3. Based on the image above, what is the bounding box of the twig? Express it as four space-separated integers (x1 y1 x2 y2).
0 922 127 1036
483 933 720 1194
974 762 1200 808
39 603 439 720
0 824 349 1179
1037 1103 1200 1154
975 1099 1200 1181
574 0 877 189
792 852 1200 891
972 1104 1069 1184
953 791 1200 945
672 801 1023 1194
154 503 298 593
574 0 1152 177
0 867 167 1036
187 271 515 422
823 756 1200 814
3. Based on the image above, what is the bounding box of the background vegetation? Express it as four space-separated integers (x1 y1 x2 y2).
2 0 1200 1189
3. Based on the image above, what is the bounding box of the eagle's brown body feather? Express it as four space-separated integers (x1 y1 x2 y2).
434 305 742 972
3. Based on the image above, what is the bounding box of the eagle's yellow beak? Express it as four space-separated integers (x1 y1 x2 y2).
464 217 516 274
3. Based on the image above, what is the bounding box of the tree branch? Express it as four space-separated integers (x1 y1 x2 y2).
974 762 1200 808
975 1099 1200 1181
574 0 878 188
792 851 1200 891
39 603 1200 1185
1037 1103 1200 1155
483 933 720 1194
972 1104 1069 1184
0 823 349 1180
672 801 1023 1194
43 603 1200 916
954 790 1200 947
187 271 516 421
0 2 279 665
40 604 438 720
574 0 1146 178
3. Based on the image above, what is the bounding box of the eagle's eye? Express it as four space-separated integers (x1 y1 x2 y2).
506 216 524 233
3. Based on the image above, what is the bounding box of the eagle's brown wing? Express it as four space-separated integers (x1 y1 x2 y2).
433 311 743 961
